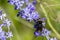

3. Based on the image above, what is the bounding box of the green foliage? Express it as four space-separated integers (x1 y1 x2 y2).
0 0 60 40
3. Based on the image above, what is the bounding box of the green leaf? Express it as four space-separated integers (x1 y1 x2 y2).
0 0 60 40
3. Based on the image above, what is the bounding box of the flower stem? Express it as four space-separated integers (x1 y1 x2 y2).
40 4 60 39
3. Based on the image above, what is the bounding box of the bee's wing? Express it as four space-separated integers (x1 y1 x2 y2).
41 18 46 27
42 22 45 27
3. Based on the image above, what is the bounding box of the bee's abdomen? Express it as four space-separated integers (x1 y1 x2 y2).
35 21 43 32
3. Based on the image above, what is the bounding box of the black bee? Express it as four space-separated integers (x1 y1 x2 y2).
34 18 45 32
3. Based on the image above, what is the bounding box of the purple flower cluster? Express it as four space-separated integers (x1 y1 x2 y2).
34 19 57 40
34 28 57 40
8 0 57 40
32 0 37 5
0 10 13 40
8 0 39 21
22 0 29 5
17 3 39 21
8 0 24 10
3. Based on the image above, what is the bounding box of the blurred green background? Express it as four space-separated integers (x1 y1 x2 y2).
0 0 60 40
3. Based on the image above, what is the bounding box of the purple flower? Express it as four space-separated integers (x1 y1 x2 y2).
0 10 2 15
0 10 6 20
49 37 57 40
2 14 6 18
0 27 2 32
43 28 51 36
32 0 37 5
53 37 57 40
21 15 26 19
26 3 35 11
0 9 13 40
8 0 24 10
0 31 5 37
1 37 6 40
22 0 29 5
15 2 39 21
34 31 42 37
6 31 13 38
0 31 6 40
0 16 2 20
34 31 40 36
8 0 20 5
0 24 4 28
8 0 16 5
3 19 11 27
41 18 46 21
14 1 24 10
0 10 3 20
18 8 29 17
26 15 33 21
31 11 40 20
17 7 40 21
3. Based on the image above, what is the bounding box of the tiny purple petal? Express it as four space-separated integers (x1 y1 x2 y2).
34 31 40 36
21 15 26 19
32 0 37 5
42 18 46 21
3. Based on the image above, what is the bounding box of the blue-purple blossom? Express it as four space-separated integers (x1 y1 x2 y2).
8 0 24 10
18 7 40 21
3 19 11 27
43 28 51 36
0 27 2 32
6 31 13 38
34 28 50 36
34 31 41 36
0 16 2 20
14 1 24 10
21 3 39 21
34 28 57 40
31 11 40 20
0 37 6 40
0 31 6 40
17 10 27 19
8 0 39 21
26 3 35 11
0 10 2 15
8 0 20 5
22 0 29 5
48 37 57 40
32 0 37 5
8 0 57 40
0 10 6 20
0 10 3 20
0 10 13 40
2 14 6 18
41 18 46 22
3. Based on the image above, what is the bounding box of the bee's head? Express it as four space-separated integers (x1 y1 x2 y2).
38 21 42 24
37 18 42 24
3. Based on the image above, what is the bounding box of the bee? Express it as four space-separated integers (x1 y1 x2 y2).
34 18 45 32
